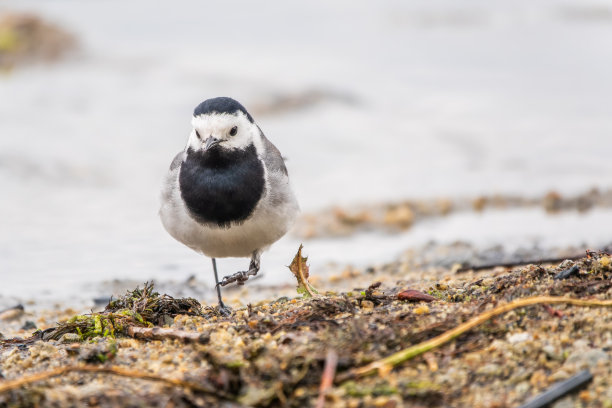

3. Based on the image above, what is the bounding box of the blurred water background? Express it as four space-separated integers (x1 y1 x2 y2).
1 0 612 308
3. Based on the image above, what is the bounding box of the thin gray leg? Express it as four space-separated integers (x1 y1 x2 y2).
219 250 262 287
211 258 228 311
249 250 261 273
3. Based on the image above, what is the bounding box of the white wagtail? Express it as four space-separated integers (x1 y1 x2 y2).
160 97 299 312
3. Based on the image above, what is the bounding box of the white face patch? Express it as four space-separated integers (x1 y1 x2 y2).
188 112 264 153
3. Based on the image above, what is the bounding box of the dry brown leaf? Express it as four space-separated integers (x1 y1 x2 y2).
288 244 318 297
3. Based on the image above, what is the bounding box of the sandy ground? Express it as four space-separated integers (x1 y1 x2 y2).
1 247 611 408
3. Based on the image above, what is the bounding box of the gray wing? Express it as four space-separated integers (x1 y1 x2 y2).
161 151 185 203
259 128 288 176
258 129 298 212
169 151 185 171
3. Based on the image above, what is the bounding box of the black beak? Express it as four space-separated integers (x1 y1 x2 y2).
204 137 220 151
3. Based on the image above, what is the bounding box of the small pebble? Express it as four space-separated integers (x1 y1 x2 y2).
361 300 374 310
65 343 81 355
92 297 111 307
549 369 571 382
514 381 530 397
21 321 37 330
578 390 591 402
507 332 531 344
551 396 574 408
543 345 563 361
0 305 24 321
565 348 608 369
477 363 502 376
414 305 430 315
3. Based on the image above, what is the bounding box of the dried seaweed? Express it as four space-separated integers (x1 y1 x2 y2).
5 282 204 344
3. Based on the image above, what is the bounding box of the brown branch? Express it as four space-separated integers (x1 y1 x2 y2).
337 296 612 382
0 364 224 396
126 326 209 344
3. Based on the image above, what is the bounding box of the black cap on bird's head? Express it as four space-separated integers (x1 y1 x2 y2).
189 97 261 153
193 97 254 123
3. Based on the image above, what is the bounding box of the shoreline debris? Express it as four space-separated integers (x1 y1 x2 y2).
517 370 593 408
1 251 611 406
288 244 319 297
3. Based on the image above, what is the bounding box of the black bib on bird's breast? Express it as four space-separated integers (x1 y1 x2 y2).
179 144 265 228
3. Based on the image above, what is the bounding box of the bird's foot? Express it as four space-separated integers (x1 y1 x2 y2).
219 268 258 287
217 303 232 316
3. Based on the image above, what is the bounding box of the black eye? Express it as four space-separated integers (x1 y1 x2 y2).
195 130 201 139
229 126 238 136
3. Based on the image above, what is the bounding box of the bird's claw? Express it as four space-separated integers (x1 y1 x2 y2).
217 304 232 316
219 269 258 287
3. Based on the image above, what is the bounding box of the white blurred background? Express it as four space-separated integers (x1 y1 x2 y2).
1 0 612 306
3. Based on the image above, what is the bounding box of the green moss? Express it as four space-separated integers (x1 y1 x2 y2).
400 380 442 397
342 381 398 397
342 381 369 397
426 289 446 300
225 360 245 369
93 315 103 335
67 315 90 323
372 383 398 396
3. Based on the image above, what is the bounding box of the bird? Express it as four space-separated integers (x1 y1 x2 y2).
159 97 299 313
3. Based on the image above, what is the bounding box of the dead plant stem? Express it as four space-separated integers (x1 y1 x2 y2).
339 296 612 381
0 364 222 396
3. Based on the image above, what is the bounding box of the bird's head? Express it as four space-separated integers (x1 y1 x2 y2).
188 97 261 154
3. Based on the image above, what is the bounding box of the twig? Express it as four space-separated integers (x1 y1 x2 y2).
316 350 338 408
126 326 209 344
337 296 612 382
456 255 583 273
517 369 592 408
541 304 564 318
0 364 224 396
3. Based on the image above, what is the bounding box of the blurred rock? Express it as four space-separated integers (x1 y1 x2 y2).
21 321 37 330
0 12 76 69
564 348 608 369
0 304 24 321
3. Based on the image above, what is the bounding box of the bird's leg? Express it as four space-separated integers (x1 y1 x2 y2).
211 258 231 315
219 250 261 287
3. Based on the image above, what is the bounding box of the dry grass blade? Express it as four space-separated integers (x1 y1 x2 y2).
0 364 222 396
315 350 338 408
338 296 612 382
